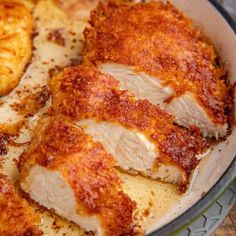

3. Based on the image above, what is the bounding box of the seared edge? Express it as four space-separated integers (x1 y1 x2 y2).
49 65 207 190
19 116 139 236
83 1 233 129
0 174 42 236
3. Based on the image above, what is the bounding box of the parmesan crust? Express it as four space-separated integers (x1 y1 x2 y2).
83 1 233 129
0 174 42 236
19 117 138 236
49 65 206 190
0 1 33 96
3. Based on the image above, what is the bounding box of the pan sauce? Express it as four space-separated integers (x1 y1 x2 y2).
0 0 235 235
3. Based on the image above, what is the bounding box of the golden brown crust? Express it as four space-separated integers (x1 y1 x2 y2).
11 86 51 118
0 1 32 96
0 121 25 136
83 1 233 126
49 66 206 186
19 117 137 236
0 174 42 236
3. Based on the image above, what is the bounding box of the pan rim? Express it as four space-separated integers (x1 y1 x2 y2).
148 0 236 235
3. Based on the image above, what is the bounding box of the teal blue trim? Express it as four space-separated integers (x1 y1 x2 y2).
171 179 236 235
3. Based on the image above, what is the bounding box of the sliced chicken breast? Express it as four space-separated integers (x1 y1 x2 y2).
0 0 85 136
19 117 138 236
0 174 42 236
49 66 206 191
83 1 234 138
0 0 32 96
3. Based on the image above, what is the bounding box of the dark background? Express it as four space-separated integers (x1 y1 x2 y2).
216 0 236 22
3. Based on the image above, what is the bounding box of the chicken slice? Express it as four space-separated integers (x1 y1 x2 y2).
0 174 42 236
0 1 32 96
49 65 206 191
83 1 234 138
19 117 138 236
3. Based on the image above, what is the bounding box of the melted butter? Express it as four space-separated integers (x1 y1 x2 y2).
120 173 180 233
38 210 85 236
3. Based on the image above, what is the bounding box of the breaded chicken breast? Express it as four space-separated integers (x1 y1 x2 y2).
83 1 233 138
0 1 32 96
19 117 138 236
0 0 86 137
49 66 206 191
0 174 42 236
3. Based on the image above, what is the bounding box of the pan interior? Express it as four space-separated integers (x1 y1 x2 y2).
0 0 235 235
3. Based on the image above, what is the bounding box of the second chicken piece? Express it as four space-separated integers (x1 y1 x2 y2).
49 65 206 192
83 1 233 138
19 116 138 236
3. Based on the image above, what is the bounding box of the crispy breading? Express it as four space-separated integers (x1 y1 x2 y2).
0 1 32 96
49 65 206 189
0 174 42 236
19 117 137 236
83 1 233 127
